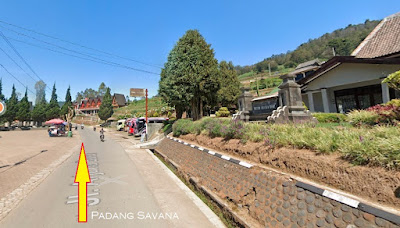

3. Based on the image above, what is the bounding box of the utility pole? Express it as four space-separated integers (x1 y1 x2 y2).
145 89 148 141
268 63 271 76
332 47 336 56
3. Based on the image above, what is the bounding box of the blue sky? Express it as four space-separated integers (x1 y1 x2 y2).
0 0 399 103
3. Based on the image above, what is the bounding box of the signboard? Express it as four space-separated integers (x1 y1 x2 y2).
252 97 278 115
0 100 6 116
130 88 146 97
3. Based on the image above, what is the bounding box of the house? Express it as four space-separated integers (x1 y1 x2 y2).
112 93 127 108
292 59 323 82
298 12 400 113
77 96 103 115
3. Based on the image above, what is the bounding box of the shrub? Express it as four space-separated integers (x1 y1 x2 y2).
347 110 379 127
216 107 230 117
384 99 400 107
312 113 347 123
367 104 400 125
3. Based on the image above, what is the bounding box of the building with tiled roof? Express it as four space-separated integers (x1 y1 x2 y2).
352 12 400 59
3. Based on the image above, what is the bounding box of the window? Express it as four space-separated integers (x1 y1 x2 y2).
334 84 382 113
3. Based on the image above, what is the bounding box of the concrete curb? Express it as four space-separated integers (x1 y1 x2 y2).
166 136 253 168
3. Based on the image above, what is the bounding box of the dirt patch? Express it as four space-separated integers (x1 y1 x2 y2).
179 134 400 209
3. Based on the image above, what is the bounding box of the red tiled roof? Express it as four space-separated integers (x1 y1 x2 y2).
352 12 400 58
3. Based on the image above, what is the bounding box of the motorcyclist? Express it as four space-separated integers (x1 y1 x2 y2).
93 126 96 131
100 127 104 141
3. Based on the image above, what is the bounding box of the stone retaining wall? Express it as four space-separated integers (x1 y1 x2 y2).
155 138 400 228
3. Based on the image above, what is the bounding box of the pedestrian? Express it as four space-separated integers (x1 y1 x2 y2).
140 127 146 142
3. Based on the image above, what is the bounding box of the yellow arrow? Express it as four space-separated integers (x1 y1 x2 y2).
74 143 91 223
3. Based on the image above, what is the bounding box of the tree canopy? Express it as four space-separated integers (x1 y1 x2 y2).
98 87 113 121
218 61 241 107
159 29 220 120
46 83 60 119
61 86 73 118
4 85 18 123
17 89 31 122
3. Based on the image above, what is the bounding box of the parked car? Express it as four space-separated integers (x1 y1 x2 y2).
116 119 125 131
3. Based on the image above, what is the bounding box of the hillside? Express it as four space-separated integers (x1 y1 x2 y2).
112 96 173 119
235 19 380 76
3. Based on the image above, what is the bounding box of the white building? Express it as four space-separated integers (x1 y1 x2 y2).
299 12 400 113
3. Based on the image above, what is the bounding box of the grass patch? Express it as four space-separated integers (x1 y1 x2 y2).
173 118 400 170
152 151 236 228
113 96 172 119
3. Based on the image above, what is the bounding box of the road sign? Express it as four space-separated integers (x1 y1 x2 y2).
0 100 6 116
130 88 146 97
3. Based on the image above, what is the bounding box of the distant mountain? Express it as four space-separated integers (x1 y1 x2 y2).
235 19 381 75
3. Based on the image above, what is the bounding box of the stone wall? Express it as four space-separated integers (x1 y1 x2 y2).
155 138 400 228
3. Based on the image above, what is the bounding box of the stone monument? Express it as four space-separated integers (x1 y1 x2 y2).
237 87 253 121
268 73 317 124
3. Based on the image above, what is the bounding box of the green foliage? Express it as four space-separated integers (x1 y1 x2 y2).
4 85 18 123
218 61 241 107
385 99 400 107
250 77 282 90
235 20 380 75
173 118 400 170
312 113 347 123
347 110 379 127
98 87 113 121
382 70 400 91
46 83 60 120
216 107 230 117
61 86 72 118
32 102 47 124
159 30 220 120
75 82 107 102
17 89 31 122
0 78 5 101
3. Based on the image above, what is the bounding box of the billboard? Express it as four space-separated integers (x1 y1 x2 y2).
130 88 146 97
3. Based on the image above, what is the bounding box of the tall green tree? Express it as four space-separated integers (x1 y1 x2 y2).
159 29 220 120
4 85 18 123
46 83 60 119
34 80 46 105
218 61 241 107
98 87 113 121
61 86 72 118
17 88 31 123
98 82 107 96
0 78 5 101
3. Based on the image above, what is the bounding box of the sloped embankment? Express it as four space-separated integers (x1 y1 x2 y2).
178 134 400 209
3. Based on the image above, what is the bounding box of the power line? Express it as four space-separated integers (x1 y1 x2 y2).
0 20 163 69
0 31 52 91
0 64 35 95
5 36 160 75
0 45 38 84
0 27 160 75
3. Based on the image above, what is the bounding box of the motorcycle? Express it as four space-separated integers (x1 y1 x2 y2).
100 134 104 142
93 126 96 131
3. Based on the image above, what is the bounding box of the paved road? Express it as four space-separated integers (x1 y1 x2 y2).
0 128 220 227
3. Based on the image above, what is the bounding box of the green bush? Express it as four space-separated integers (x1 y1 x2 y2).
312 113 347 123
216 107 230 117
347 110 379 127
385 99 400 107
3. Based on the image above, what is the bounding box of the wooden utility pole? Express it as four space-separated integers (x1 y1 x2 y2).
268 63 271 76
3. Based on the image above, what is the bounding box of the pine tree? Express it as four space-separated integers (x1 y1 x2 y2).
46 83 60 119
98 87 113 121
159 30 220 120
0 78 5 101
5 85 18 123
17 88 31 123
61 86 72 118
218 61 241 107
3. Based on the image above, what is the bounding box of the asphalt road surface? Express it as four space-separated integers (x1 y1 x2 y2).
0 128 219 228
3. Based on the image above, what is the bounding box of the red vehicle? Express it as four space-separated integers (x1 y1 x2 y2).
127 117 169 137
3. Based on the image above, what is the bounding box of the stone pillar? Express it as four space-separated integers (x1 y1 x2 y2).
268 74 317 124
237 87 253 121
307 93 315 112
381 82 390 103
321 89 330 113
